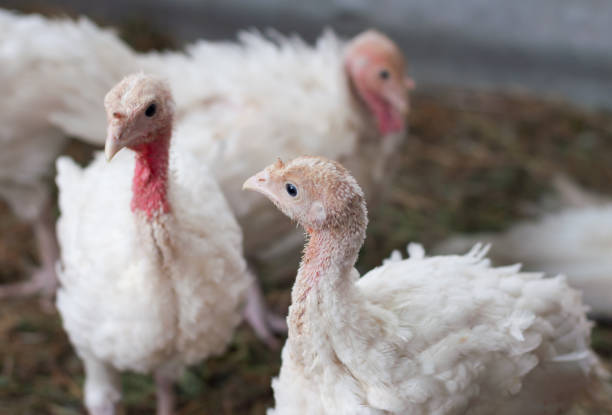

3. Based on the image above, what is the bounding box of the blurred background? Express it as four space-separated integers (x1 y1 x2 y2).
4 0 612 107
1 1 611 414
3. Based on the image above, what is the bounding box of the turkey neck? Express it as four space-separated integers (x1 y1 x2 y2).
131 127 172 220
289 208 367 342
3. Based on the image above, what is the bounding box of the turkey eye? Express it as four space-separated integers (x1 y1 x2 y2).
145 103 157 117
379 69 390 80
285 183 298 197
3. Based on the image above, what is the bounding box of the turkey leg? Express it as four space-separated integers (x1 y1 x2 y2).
155 370 176 415
0 200 59 302
243 266 288 349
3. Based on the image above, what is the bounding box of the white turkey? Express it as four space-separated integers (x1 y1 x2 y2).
436 176 612 320
0 9 137 298
243 156 607 415
56 73 249 415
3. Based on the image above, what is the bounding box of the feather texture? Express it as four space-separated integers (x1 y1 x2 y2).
270 244 605 415
55 148 249 408
435 186 612 319
0 9 137 220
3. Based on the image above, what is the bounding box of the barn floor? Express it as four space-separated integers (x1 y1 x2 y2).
1 87 612 414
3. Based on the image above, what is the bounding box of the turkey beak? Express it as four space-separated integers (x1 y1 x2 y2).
105 124 126 161
382 81 409 117
243 169 278 202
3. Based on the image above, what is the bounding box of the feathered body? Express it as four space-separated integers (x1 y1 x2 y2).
436 204 612 320
56 150 248 371
271 244 602 415
244 156 606 415
0 9 136 220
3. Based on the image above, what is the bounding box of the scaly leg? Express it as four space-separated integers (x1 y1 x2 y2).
155 370 176 415
0 202 59 303
243 266 287 349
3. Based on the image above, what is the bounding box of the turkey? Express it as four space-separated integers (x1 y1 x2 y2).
436 176 612 320
244 156 607 415
0 9 137 298
56 73 250 415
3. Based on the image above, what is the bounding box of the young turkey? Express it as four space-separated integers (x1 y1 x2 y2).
55 73 249 415
244 156 607 415
436 176 612 320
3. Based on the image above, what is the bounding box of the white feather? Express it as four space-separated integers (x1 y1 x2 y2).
55 148 250 408
269 245 605 414
0 10 137 220
436 203 612 319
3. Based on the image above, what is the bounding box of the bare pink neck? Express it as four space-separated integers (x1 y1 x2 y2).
293 226 364 303
293 231 334 303
130 128 171 220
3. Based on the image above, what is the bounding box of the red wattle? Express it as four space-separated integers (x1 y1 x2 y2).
131 136 171 220
364 91 404 136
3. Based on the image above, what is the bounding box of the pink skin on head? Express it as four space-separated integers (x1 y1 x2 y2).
104 74 174 221
361 88 403 135
345 31 414 136
243 157 367 303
